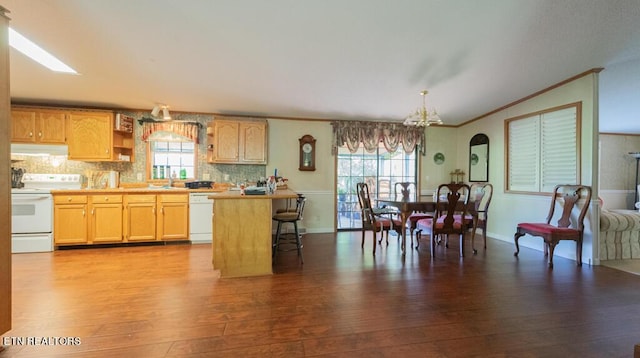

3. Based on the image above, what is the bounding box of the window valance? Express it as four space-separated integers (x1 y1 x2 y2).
331 120 425 155
141 121 200 143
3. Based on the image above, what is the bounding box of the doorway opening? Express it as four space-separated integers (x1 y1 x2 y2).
336 143 417 230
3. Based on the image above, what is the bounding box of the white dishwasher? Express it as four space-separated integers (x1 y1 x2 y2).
189 192 214 244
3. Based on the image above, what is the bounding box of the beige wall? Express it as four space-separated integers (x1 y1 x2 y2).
599 133 640 209
419 126 459 193
454 73 600 264
266 119 334 233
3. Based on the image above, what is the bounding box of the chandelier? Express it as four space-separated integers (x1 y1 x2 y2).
403 90 443 127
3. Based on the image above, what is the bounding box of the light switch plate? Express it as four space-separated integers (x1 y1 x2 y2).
202 173 210 180
136 173 143 181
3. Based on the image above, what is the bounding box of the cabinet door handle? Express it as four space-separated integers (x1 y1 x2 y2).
160 207 164 214
105 197 109 201
82 209 86 216
91 209 95 215
29 131 33 137
38 131 42 137
152 207 155 214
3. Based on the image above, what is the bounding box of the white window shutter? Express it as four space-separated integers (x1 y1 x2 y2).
508 115 540 191
540 108 577 192
506 104 579 193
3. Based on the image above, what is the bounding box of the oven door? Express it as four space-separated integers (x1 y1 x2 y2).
11 193 53 234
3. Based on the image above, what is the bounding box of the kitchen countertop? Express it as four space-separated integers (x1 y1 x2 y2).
207 189 298 200
50 187 224 194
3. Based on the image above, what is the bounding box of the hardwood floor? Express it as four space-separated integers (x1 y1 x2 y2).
3 232 640 357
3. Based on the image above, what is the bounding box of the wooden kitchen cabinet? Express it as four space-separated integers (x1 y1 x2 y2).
89 195 123 243
207 119 268 164
67 110 114 161
11 107 66 144
124 194 157 242
54 192 188 247
157 194 189 240
54 195 89 245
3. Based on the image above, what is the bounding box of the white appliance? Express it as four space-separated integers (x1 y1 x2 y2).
11 173 82 253
189 192 214 244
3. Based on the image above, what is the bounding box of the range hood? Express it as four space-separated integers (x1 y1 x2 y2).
10 143 69 156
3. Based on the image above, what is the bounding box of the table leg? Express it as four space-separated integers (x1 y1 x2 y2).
400 211 409 255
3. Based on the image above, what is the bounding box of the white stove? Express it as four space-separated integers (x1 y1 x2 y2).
16 173 82 192
11 173 82 253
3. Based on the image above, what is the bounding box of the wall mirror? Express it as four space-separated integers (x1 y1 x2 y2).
469 133 489 182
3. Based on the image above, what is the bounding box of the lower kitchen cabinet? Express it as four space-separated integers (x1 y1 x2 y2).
54 192 189 247
157 194 189 240
54 195 89 245
124 194 157 242
90 195 123 243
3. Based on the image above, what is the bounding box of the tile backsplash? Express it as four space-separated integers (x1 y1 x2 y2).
11 111 266 186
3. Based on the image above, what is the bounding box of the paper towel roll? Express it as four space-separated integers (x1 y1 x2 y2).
109 171 119 188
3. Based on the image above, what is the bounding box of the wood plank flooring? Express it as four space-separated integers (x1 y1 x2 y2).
3 232 640 357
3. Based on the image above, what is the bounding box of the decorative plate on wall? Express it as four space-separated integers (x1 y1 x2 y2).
434 152 445 165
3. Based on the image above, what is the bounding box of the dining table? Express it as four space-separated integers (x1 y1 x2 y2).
376 194 437 256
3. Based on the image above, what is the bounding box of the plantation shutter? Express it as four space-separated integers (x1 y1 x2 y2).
540 107 577 192
508 115 540 191
506 103 580 193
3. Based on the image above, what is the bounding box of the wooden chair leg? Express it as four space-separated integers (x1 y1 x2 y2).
576 239 583 266
372 231 377 255
293 221 303 264
514 230 524 257
471 221 478 254
547 241 558 268
483 229 487 249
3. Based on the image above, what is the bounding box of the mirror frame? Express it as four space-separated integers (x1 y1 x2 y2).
469 133 489 182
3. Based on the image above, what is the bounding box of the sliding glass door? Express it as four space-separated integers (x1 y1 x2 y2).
336 143 417 230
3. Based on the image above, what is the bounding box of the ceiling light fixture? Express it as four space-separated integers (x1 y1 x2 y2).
8 27 77 74
150 104 171 120
162 106 171 120
403 90 443 127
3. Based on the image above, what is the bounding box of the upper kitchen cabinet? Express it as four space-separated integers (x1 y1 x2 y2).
207 119 268 164
67 110 134 162
11 107 66 144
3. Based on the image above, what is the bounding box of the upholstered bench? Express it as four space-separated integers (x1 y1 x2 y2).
599 209 640 260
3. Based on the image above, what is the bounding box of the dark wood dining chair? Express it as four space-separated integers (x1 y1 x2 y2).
356 182 402 255
417 183 470 257
468 183 493 254
514 184 592 268
394 182 433 248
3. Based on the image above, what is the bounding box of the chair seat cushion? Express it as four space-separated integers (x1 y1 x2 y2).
415 218 433 231
409 213 433 224
435 215 464 229
273 212 299 221
453 214 474 225
373 217 401 230
517 222 580 236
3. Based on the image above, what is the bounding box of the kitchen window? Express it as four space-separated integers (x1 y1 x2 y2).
148 139 196 180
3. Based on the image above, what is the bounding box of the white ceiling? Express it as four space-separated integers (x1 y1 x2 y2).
3 0 640 132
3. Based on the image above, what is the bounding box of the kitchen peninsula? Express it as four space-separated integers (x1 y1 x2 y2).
208 189 298 278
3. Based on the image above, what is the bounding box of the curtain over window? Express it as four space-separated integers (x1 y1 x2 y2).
141 121 200 143
331 121 425 155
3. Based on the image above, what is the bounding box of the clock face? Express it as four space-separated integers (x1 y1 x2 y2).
302 143 313 153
